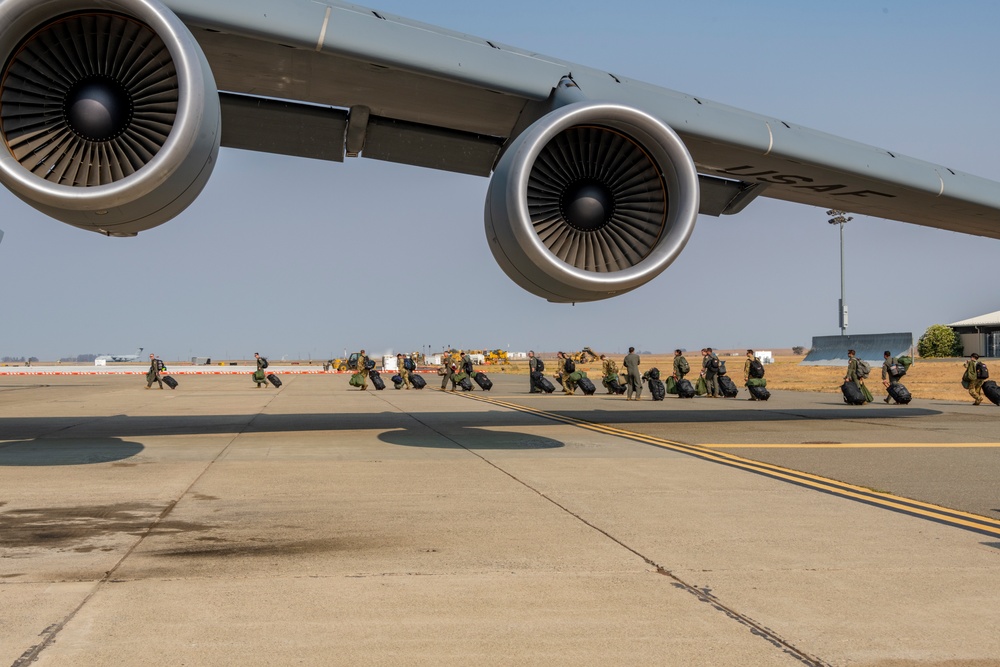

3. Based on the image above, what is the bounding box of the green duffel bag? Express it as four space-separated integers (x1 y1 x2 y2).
695 377 708 396
860 383 874 403
253 369 266 382
568 371 585 383
665 377 678 394
746 377 767 388
349 372 365 387
452 371 468 383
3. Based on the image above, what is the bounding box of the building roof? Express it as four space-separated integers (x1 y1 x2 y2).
950 310 1000 328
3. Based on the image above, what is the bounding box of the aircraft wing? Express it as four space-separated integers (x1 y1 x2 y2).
1 0 999 301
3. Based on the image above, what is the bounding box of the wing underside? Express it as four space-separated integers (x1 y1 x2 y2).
153 0 1000 238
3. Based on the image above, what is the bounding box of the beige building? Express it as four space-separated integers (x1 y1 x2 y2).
950 310 1000 357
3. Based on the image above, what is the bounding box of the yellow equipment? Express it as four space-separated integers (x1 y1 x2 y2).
484 349 509 364
571 347 599 363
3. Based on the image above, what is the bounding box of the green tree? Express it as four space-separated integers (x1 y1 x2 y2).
918 324 962 358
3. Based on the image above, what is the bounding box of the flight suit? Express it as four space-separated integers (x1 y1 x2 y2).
529 355 540 393
672 355 688 380
623 352 641 400
703 352 720 397
440 352 454 389
255 355 269 388
881 356 900 403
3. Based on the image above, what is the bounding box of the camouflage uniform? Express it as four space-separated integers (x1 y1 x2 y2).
601 357 619 393
398 355 412 389
357 351 369 390
966 358 985 405
145 355 163 389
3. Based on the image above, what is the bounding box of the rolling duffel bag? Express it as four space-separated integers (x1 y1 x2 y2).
748 384 770 401
577 377 596 395
266 373 282 388
458 377 473 391
887 383 911 404
369 370 385 390
409 374 426 389
649 378 665 401
532 371 555 394
718 374 739 398
980 380 1000 406
474 372 493 391
841 381 866 405
676 378 696 398
162 375 178 390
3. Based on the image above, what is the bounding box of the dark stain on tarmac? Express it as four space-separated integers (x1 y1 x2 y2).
0 503 212 549
153 538 343 558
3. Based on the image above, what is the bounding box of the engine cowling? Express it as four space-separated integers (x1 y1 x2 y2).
485 102 699 302
0 0 220 236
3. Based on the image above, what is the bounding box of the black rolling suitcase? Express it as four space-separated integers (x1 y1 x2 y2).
267 373 282 388
577 377 596 395
606 378 626 394
161 375 178 389
676 378 695 398
369 370 385 390
981 380 1000 405
649 378 665 401
887 383 911 404
474 372 493 391
718 375 739 398
458 377 473 391
841 381 866 405
532 371 555 394
748 384 770 401
410 374 426 389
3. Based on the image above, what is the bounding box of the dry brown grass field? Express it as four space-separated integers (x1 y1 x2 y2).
496 354 980 403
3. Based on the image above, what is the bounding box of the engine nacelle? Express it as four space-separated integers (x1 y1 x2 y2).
485 102 699 302
0 0 220 235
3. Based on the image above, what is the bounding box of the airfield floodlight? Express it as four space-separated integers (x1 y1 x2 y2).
826 210 853 336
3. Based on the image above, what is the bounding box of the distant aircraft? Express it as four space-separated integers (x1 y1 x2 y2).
96 348 144 363
1 0 998 303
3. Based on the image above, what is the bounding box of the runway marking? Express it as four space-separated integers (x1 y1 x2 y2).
707 442 1000 449
454 392 1000 539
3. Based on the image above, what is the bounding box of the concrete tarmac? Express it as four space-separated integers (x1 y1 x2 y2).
1 374 999 666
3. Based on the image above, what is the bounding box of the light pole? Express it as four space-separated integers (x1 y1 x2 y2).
827 209 853 336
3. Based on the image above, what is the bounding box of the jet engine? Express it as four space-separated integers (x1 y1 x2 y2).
485 102 699 302
0 0 220 236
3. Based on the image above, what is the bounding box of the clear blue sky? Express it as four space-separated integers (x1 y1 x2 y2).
2 1 998 361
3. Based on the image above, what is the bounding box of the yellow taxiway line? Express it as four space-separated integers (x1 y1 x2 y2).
707 442 1000 449
453 391 1000 538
